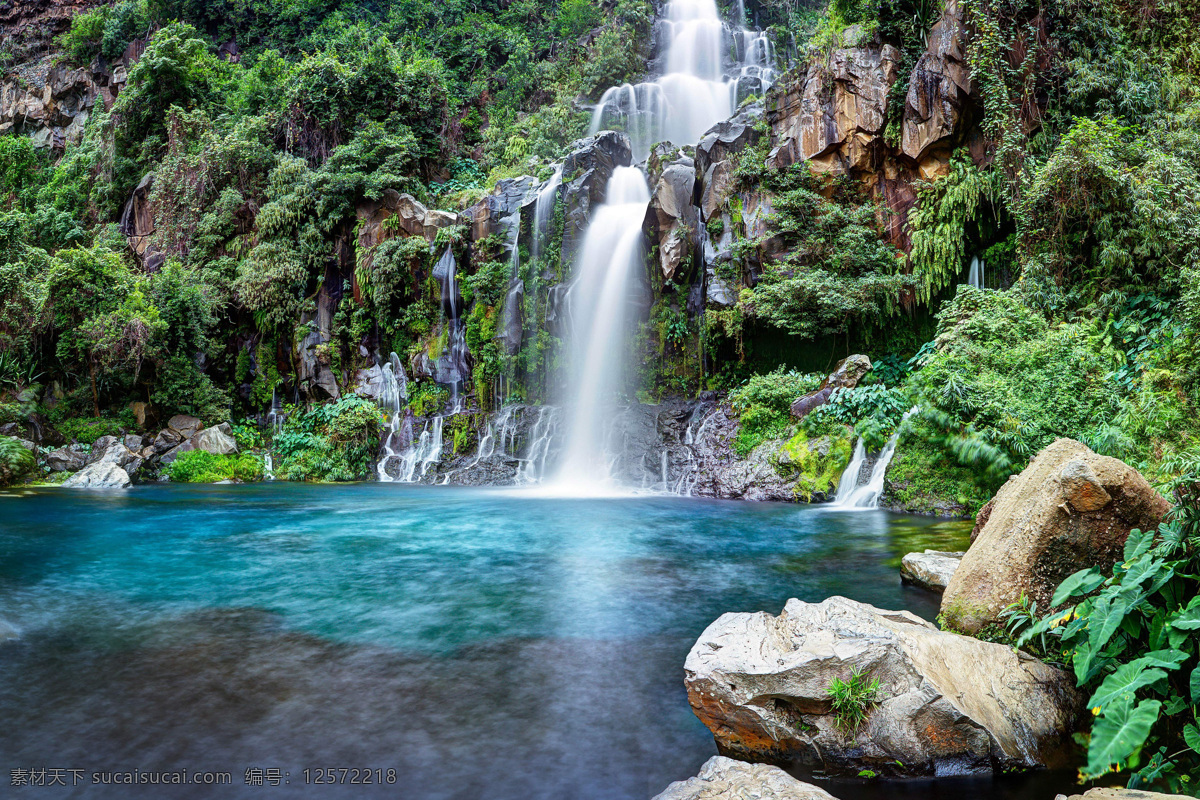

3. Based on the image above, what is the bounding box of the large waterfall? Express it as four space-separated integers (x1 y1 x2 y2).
552 167 652 490
589 0 775 160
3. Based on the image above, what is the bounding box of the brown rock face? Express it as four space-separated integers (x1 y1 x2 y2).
941 438 1171 634
901 0 973 164
767 42 901 173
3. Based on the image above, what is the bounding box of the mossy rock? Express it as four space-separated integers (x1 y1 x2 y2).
775 427 853 501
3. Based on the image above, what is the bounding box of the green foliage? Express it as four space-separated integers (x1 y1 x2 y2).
55 415 125 444
884 418 992 514
167 449 264 482
777 426 854 501
274 394 382 481
1010 498 1200 790
828 666 881 733
729 368 822 456
905 287 1121 484
0 437 37 487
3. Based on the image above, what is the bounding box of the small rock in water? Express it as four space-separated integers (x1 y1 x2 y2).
652 756 838 800
899 549 964 593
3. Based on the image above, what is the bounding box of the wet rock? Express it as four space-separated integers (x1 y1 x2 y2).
559 131 633 266
647 150 700 283
900 549 963 593
942 438 1171 635
160 423 239 466
353 365 387 402
465 176 539 242
495 279 525 355
688 406 798 501
151 428 184 456
119 171 163 269
685 596 1080 777
790 355 871 419
44 444 87 472
901 0 973 166
695 103 763 178
63 461 132 488
768 43 901 173
168 415 204 439
651 756 838 800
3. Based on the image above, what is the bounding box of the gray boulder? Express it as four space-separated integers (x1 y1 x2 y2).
684 596 1079 777
63 461 132 488
900 550 964 593
44 444 88 472
160 422 239 466
695 102 763 177
167 414 203 438
652 756 838 800
559 131 633 266
647 150 700 283
1056 790 1193 800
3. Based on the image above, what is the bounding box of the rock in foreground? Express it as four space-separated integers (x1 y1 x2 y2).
685 596 1079 777
62 461 132 488
1056 789 1194 800
652 756 838 800
900 549 963 592
941 438 1170 634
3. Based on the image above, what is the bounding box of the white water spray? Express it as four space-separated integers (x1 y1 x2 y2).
589 0 775 160
967 255 985 289
830 407 919 509
551 167 651 490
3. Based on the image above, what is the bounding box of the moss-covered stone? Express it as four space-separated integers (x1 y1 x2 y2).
775 427 853 501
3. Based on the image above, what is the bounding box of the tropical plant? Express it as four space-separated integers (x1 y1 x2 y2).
828 666 881 733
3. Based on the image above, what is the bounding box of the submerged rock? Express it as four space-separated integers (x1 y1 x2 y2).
941 438 1170 634
63 461 132 488
651 756 838 800
685 596 1079 777
899 549 963 593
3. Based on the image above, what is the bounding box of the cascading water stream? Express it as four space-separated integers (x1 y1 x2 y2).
967 255 985 289
375 352 410 483
830 407 919 509
589 0 775 160
551 167 651 491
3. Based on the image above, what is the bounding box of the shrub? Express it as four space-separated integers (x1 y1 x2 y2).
0 436 36 486
829 666 881 732
57 416 124 444
274 395 382 481
1008 490 1200 790
167 449 264 482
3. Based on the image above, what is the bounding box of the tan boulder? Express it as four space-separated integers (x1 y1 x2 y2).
1056 789 1194 800
651 756 838 800
685 596 1079 777
941 438 1171 634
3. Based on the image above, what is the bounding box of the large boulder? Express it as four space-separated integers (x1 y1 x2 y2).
1056 790 1193 800
790 355 872 419
87 436 144 475
464 176 538 242
62 461 132 488
685 596 1079 777
160 423 239 466
941 438 1171 634
900 550 963 593
651 756 838 800
168 414 204 439
44 443 88 472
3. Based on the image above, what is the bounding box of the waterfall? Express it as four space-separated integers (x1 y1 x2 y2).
588 0 776 160
967 255 985 289
551 167 651 490
376 352 410 483
433 247 469 412
532 166 562 262
830 408 919 509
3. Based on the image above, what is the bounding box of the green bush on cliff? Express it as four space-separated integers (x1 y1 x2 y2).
273 395 382 482
0 436 36 487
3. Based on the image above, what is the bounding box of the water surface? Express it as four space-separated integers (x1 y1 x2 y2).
0 485 1069 798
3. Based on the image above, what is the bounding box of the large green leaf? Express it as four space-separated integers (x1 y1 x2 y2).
1052 568 1106 607
1089 593 1129 656
1170 598 1200 631
1192 665 1200 704
1139 649 1189 670
1184 723 1200 755
1087 662 1167 711
1084 699 1162 780
1123 527 1155 562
